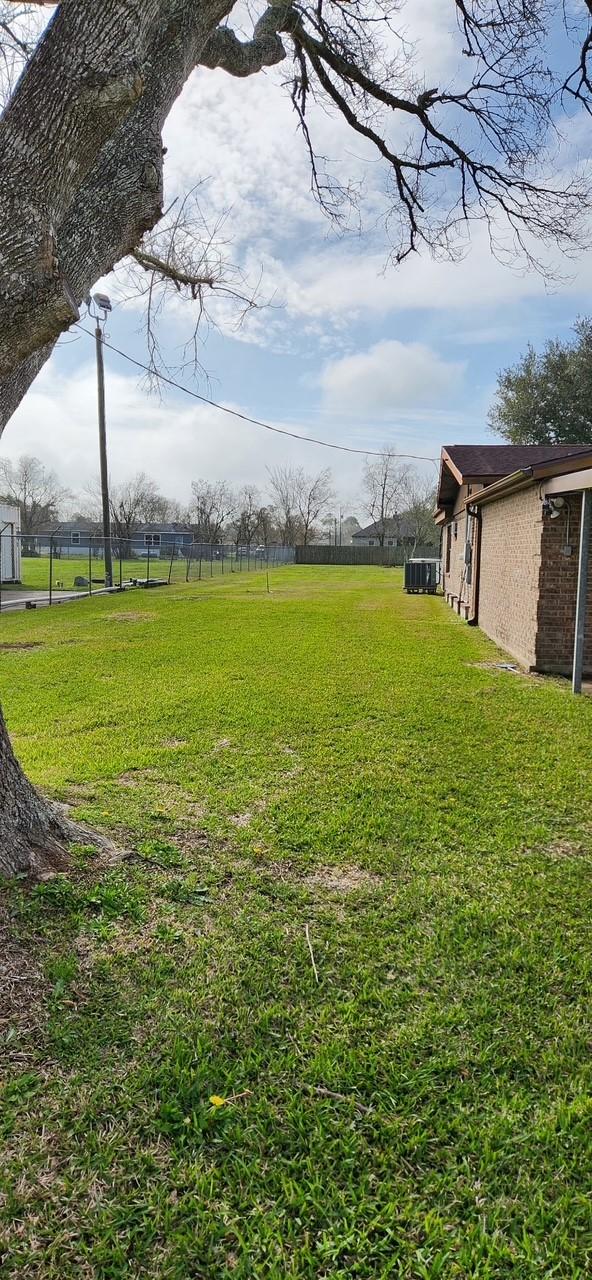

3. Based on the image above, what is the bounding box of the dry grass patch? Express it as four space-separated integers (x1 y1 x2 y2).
229 812 253 828
0 641 42 651
103 611 156 624
541 839 591 860
0 906 47 1052
304 865 384 895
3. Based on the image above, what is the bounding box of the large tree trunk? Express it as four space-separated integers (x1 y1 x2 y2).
0 706 105 877
0 0 286 428
0 1 287 874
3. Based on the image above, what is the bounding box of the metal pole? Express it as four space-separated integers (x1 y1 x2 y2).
0 522 9 612
49 536 53 606
88 536 92 597
168 541 175 584
572 489 592 694
210 544 213 577
147 542 151 583
95 323 113 588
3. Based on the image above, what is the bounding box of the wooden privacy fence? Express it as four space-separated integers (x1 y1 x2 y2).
294 544 440 566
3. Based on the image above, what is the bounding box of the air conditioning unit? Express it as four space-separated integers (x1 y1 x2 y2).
404 558 440 594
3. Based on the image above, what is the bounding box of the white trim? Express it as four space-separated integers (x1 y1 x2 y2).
544 468 592 495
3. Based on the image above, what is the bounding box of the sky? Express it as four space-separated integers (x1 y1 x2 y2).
4 0 592 518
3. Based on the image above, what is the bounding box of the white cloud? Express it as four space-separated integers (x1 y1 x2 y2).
320 339 465 415
2 362 374 507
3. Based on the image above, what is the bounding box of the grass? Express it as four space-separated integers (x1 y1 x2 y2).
9 553 179 593
1 566 591 1278
9 551 271 594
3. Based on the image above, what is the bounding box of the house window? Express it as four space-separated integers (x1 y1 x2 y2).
453 521 458 540
71 532 80 546
144 533 161 547
386 539 395 547
368 539 376 546
445 525 452 574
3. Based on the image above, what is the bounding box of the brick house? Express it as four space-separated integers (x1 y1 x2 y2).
434 444 592 688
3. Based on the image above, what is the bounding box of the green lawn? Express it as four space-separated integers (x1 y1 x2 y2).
13 553 184 593
11 551 272 594
1 567 591 1278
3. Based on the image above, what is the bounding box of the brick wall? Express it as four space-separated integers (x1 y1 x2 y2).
536 494 592 675
441 485 478 619
477 486 542 669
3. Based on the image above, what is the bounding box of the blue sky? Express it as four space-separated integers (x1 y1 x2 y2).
5 0 592 518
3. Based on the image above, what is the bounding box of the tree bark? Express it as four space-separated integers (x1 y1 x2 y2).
0 0 287 428
0 1 289 873
0 705 114 877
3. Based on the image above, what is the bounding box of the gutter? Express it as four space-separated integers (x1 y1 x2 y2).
471 450 592 509
469 467 533 508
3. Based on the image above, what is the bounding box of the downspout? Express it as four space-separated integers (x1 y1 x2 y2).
572 489 592 694
467 503 482 626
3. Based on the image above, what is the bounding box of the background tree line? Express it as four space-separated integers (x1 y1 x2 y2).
0 454 437 548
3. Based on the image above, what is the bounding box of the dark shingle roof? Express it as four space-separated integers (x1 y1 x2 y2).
352 516 415 539
437 443 592 511
445 444 592 477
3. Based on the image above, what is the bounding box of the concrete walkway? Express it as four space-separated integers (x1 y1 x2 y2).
0 587 84 612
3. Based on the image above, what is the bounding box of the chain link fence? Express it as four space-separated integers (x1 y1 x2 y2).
0 533 294 612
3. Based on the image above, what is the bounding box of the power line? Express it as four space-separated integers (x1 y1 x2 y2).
74 324 438 465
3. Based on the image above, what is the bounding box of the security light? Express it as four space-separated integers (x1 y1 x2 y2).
93 292 112 313
542 495 566 518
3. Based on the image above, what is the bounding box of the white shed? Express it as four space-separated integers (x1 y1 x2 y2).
0 504 21 582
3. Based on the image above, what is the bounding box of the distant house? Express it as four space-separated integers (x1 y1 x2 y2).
352 516 437 549
434 443 592 686
37 520 194 558
0 503 21 583
132 523 194 557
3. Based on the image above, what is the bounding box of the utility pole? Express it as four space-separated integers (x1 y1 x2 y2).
92 294 113 588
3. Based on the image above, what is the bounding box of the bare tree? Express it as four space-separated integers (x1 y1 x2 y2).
267 466 301 545
82 470 175 543
0 453 70 548
268 465 333 545
118 186 264 384
295 467 334 546
231 485 268 548
3 2 592 431
401 472 438 553
190 479 235 544
110 471 174 548
362 450 411 546
256 504 280 548
4 1 592 868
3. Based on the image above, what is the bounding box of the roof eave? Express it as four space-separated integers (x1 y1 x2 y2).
470 468 533 507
